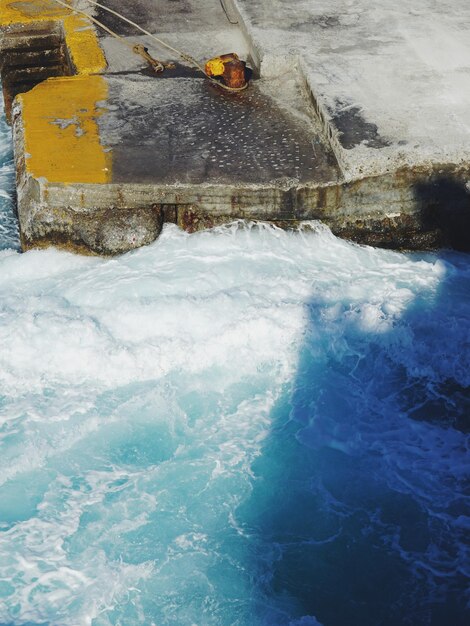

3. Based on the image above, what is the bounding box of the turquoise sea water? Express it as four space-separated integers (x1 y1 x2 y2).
0 99 469 626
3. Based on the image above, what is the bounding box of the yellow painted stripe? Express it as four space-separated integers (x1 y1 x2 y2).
63 14 107 74
19 75 111 184
0 1 107 74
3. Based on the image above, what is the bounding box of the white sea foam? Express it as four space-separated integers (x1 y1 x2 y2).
0 219 467 624
0 87 468 625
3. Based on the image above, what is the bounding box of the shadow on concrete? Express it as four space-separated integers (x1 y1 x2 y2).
415 177 470 252
236 252 470 626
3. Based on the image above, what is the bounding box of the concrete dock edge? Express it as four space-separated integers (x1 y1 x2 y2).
2 0 470 254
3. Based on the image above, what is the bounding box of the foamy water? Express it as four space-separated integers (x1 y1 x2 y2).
0 98 469 626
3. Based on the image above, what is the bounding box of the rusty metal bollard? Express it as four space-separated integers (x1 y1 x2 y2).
205 53 248 90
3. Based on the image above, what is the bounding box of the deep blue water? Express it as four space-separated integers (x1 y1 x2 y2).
0 97 469 626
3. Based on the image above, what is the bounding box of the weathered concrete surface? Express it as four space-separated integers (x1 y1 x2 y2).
3 0 470 254
231 0 470 179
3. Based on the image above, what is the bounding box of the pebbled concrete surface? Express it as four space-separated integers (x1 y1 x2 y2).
98 75 338 186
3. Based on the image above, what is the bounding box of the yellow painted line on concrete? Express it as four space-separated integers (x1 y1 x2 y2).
63 14 107 73
19 75 111 184
0 0 107 73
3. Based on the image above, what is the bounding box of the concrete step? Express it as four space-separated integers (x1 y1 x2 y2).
1 31 64 51
0 47 68 70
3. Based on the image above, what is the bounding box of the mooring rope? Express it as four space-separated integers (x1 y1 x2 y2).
47 0 248 91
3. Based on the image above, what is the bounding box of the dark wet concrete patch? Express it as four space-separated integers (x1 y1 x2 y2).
330 99 392 149
101 76 340 185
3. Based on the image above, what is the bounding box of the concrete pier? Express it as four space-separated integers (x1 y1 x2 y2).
1 0 470 254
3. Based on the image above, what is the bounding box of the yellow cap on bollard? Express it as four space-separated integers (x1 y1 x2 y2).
205 53 248 90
